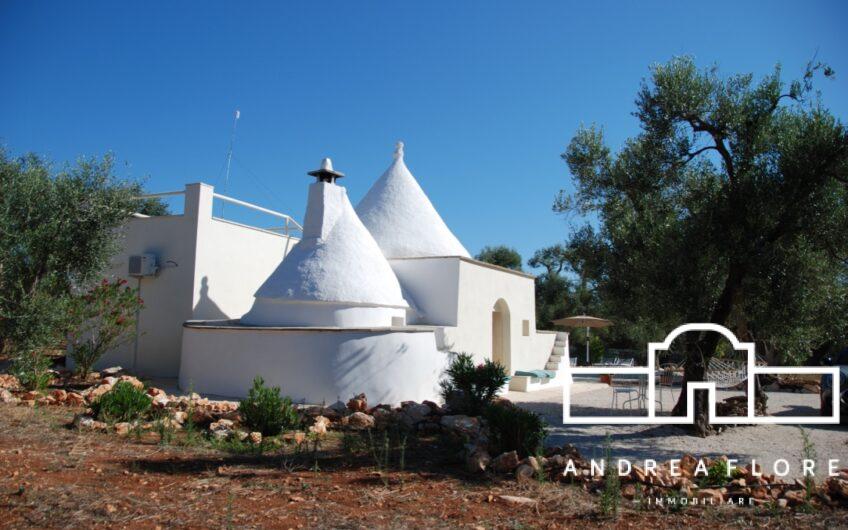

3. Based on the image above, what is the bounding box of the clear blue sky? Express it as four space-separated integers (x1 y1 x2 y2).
2 1 846 271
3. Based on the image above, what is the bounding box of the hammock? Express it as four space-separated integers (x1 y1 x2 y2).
705 355 766 389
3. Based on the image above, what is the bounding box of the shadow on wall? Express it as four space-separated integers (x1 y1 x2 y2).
193 276 228 320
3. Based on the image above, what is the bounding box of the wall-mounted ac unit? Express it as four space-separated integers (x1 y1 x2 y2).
128 253 158 277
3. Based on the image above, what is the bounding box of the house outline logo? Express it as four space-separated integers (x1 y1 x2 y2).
561 323 841 425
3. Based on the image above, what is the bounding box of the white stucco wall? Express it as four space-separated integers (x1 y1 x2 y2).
389 256 555 375
389 258 460 326
93 183 297 377
98 214 196 377
453 258 549 374
179 325 448 404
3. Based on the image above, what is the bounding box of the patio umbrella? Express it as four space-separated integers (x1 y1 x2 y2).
551 315 613 365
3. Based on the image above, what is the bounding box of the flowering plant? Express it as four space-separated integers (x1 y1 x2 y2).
67 278 143 376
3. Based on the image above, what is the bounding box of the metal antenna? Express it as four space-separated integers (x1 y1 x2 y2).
220 109 240 217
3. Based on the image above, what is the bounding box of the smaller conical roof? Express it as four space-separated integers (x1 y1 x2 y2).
250 179 408 308
356 142 470 259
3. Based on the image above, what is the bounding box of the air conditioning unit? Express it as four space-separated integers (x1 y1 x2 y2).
128 253 158 277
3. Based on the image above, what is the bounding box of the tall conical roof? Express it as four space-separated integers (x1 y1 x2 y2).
247 177 408 311
356 143 470 259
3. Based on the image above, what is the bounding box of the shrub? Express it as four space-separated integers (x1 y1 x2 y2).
696 458 743 487
439 353 508 416
68 278 143 377
0 150 149 362
238 376 300 436
483 401 547 457
10 349 53 391
91 381 151 423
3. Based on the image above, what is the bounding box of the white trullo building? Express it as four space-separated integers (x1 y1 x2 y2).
102 143 569 403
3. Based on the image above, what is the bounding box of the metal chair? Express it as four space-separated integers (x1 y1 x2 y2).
610 376 639 410
657 366 677 408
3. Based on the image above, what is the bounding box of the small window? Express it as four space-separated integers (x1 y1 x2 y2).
522 319 530 336
391 316 405 327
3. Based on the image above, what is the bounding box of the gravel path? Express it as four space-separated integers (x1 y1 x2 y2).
509 384 848 479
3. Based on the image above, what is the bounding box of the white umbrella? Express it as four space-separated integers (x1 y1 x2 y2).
551 315 613 364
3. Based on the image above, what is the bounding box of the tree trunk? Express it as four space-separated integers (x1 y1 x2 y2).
672 340 711 436
671 262 746 436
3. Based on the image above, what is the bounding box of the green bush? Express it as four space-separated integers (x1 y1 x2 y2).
91 381 151 423
483 401 547 457
68 278 143 377
696 459 743 487
238 376 300 436
10 349 53 391
439 353 508 416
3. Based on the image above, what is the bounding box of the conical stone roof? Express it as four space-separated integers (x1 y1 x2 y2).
356 143 470 259
247 179 408 309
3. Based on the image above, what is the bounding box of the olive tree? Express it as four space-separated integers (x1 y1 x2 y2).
558 58 848 434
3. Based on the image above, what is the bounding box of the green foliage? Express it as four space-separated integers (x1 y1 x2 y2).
598 435 620 517
0 148 153 367
483 401 547 457
68 278 143 376
439 353 509 416
91 381 152 423
475 245 523 271
366 428 408 486
696 459 742 487
211 434 268 455
798 427 817 512
136 196 170 216
556 57 848 429
10 349 53 391
588 335 606 364
528 239 607 331
238 376 300 436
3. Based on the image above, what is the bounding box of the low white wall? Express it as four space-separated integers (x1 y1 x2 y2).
179 325 448 404
94 183 297 377
242 300 406 327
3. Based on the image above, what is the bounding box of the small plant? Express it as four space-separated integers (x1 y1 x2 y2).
342 431 367 456
439 352 508 416
534 448 547 483
365 428 409 487
91 381 151 423
798 427 817 513
238 376 300 436
152 412 176 445
483 401 547 457
212 434 267 455
67 278 143 377
598 434 620 517
177 386 203 447
368 429 392 486
11 349 53 391
696 458 742 488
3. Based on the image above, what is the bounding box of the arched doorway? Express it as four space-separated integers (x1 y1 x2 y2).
492 299 511 374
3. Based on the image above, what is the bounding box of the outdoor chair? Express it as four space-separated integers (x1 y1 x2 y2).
658 366 677 406
610 379 639 410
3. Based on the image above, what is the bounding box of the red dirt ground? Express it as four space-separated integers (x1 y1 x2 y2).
1 404 846 529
